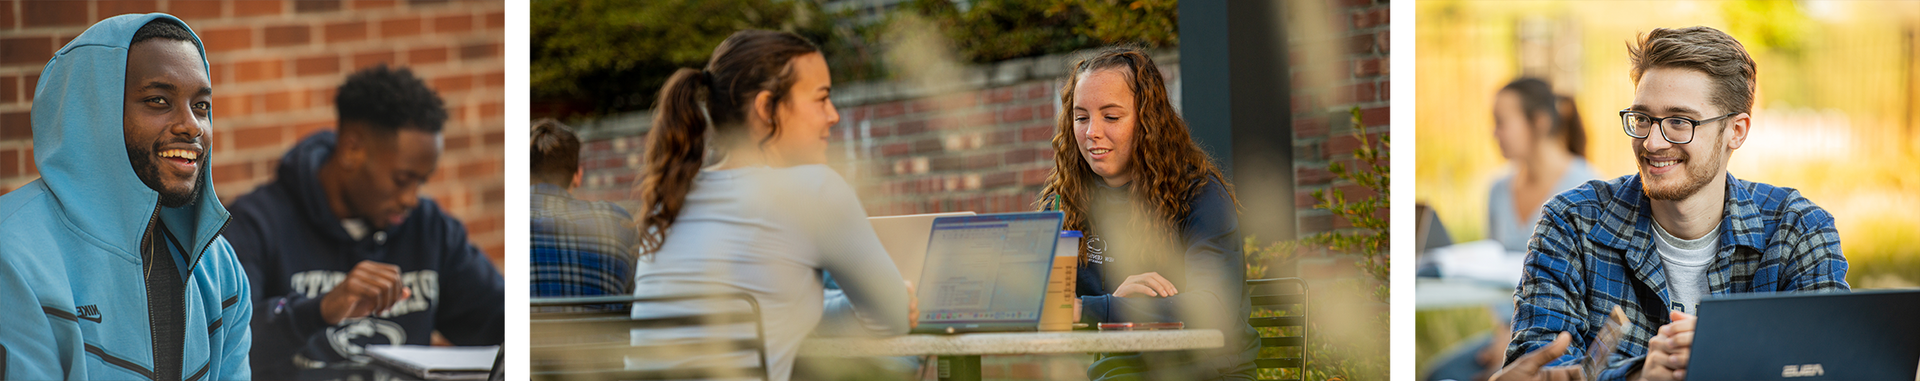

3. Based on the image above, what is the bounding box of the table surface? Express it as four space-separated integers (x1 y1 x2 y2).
1415 277 1514 310
797 329 1224 357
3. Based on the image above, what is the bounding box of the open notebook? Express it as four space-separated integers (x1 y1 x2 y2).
366 345 501 380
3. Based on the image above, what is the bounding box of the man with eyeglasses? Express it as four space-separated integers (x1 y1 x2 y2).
1490 27 1847 381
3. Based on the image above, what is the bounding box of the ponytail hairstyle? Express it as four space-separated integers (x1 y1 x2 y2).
1555 95 1588 157
1039 46 1238 265
636 30 821 254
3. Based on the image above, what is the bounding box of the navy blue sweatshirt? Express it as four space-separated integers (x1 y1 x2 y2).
225 131 504 375
1070 178 1259 379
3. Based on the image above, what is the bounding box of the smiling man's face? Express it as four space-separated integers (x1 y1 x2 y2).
123 38 211 207
1630 66 1739 201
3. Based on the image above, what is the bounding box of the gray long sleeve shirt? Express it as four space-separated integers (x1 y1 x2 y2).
633 164 909 381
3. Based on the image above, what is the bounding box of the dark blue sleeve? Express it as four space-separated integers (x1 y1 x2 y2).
1077 181 1246 330
226 196 332 371
427 207 506 346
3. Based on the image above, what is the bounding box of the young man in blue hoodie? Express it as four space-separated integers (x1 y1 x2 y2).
0 14 253 380
224 65 504 376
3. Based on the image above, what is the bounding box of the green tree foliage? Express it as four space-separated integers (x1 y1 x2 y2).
531 0 1180 118
531 0 842 114
909 0 1178 63
1050 0 1179 49
907 0 1093 62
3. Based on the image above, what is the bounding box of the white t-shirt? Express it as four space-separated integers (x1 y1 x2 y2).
1651 221 1718 314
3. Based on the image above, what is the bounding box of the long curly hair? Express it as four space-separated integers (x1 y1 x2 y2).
1038 46 1238 265
635 30 820 255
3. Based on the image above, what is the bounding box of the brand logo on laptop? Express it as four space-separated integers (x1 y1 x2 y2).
1782 364 1824 378
76 305 102 323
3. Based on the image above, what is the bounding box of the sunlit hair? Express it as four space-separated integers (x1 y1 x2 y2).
1037 46 1238 265
635 30 820 255
1628 26 1757 116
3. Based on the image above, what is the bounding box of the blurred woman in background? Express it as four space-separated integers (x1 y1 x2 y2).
1488 78 1596 252
629 29 914 381
1423 78 1597 381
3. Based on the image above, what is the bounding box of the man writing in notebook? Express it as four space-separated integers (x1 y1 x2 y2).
1490 26 1848 381
226 65 504 377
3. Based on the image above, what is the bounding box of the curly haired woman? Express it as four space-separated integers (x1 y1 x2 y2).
1042 46 1259 380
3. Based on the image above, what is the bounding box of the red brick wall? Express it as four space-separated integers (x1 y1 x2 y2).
569 56 1175 219
831 80 1062 216
572 81 1062 216
0 0 506 267
1290 0 1390 277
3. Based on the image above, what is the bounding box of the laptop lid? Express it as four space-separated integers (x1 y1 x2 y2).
868 212 976 282
1688 289 1920 381
911 212 1064 334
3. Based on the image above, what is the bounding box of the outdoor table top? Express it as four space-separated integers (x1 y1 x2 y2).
1415 277 1514 310
797 329 1224 357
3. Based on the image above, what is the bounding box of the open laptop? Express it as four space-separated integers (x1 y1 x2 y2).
869 212 975 282
910 211 1064 334
1687 289 1920 381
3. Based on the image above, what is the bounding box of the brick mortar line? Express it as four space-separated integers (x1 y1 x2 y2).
201 34 504 58
1 15 502 51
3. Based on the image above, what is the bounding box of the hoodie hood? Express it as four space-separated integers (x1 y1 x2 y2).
275 130 363 243
30 13 227 272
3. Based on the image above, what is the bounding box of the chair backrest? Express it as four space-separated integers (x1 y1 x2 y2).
529 293 770 381
1247 277 1309 381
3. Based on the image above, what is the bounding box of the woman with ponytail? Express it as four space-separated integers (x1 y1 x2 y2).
1040 46 1258 380
630 30 912 381
1487 78 1596 253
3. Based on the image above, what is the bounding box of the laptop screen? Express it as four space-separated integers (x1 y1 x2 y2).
914 212 1063 332
1689 289 1920 381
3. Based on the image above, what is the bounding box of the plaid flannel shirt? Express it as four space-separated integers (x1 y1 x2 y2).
1506 173 1849 381
531 183 643 303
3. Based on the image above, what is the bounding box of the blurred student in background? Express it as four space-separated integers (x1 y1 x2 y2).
228 65 504 377
1488 78 1596 253
628 29 915 381
530 119 641 306
1042 46 1257 381
1423 79 1598 381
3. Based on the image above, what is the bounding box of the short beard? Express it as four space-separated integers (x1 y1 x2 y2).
127 143 204 208
1642 140 1724 201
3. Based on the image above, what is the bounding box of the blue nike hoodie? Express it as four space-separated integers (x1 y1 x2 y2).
225 131 504 376
0 13 252 381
